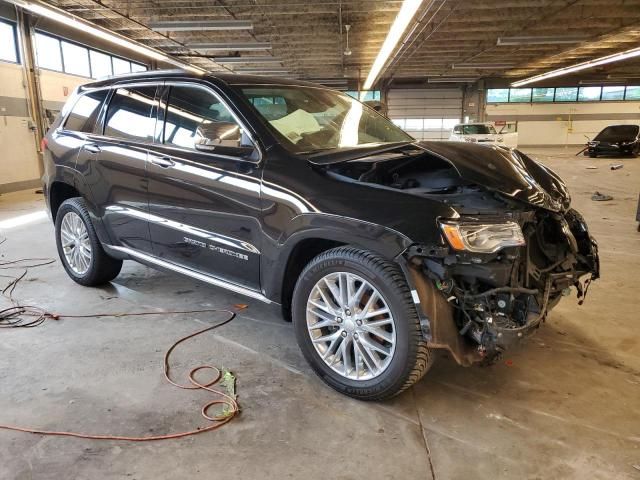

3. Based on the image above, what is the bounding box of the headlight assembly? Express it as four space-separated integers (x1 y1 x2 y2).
440 221 525 253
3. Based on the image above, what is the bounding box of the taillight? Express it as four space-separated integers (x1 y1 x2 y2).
40 137 48 151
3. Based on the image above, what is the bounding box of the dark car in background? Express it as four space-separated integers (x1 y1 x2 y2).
41 70 599 400
585 124 640 157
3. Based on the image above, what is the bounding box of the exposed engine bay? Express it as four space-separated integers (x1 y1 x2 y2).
317 143 600 363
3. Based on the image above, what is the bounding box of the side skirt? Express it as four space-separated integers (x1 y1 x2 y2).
105 244 273 304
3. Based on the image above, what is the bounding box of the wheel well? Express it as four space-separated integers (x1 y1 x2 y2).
49 182 80 221
280 238 345 321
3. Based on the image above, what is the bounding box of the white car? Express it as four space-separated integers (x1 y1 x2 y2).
449 123 518 148
450 123 502 144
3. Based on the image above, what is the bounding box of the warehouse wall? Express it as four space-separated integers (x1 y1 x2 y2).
0 61 85 192
486 101 640 146
0 4 156 194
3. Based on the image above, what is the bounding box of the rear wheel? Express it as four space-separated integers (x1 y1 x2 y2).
55 198 122 286
292 246 433 400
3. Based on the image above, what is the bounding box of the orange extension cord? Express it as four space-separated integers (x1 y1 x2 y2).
0 308 242 441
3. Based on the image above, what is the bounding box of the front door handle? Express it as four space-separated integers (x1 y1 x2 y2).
150 156 175 168
83 143 101 154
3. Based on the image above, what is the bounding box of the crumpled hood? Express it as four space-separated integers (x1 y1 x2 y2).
416 141 570 212
308 141 570 212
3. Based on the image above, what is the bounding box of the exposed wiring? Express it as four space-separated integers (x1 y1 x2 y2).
0 311 240 441
0 242 242 440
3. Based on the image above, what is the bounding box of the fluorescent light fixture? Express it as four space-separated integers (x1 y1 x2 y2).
512 45 640 87
452 63 515 69
497 35 589 46
234 68 289 74
188 42 271 51
363 0 424 90
213 56 281 64
7 0 205 74
149 20 252 32
0 211 48 230
428 77 477 83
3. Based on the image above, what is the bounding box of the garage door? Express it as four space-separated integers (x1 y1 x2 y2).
387 88 463 141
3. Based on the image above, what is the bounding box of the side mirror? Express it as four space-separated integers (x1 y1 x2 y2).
195 121 243 149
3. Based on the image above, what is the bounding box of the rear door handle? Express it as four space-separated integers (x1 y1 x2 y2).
83 143 101 154
150 156 175 168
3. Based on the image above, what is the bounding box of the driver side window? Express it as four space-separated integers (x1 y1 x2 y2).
163 85 251 153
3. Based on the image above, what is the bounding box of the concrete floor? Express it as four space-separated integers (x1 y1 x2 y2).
0 147 639 480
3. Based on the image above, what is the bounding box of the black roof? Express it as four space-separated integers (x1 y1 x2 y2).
85 69 325 89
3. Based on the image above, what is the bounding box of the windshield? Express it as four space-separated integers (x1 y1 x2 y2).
239 86 413 153
462 124 496 135
594 125 639 142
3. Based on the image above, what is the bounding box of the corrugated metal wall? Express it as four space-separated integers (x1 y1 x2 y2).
387 88 463 140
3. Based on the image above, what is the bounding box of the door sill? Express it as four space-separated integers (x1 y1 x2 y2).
107 245 272 304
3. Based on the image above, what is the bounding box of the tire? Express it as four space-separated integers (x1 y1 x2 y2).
589 151 597 158
55 197 122 286
292 246 433 400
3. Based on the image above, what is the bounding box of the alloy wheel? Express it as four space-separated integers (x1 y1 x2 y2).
306 272 396 381
60 211 92 275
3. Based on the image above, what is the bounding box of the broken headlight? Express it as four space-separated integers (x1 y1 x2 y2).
440 221 525 253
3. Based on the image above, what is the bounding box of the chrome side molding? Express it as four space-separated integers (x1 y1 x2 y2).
108 245 272 304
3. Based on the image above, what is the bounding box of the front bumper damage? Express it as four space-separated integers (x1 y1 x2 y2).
402 208 599 365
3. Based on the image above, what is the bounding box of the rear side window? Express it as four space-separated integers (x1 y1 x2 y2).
104 86 157 142
64 89 108 133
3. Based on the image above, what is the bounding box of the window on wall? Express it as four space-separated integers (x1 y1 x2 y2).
601 86 625 101
487 89 509 103
508 88 532 102
532 88 554 102
554 87 578 102
90 50 112 78
35 32 63 71
0 19 19 63
488 85 640 103
346 91 381 101
578 86 601 101
61 41 90 77
112 57 131 75
34 31 147 78
625 86 640 100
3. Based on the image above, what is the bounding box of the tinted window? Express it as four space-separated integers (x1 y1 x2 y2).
64 90 109 133
594 125 639 142
104 86 157 142
163 85 245 151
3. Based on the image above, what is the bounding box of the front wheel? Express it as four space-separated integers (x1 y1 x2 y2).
292 247 433 400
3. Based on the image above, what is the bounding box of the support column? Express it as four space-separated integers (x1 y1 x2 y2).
16 7 46 177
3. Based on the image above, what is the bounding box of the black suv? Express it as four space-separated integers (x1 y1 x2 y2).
43 70 599 400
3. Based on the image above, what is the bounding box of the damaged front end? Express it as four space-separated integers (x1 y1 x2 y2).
407 207 599 364
312 141 600 365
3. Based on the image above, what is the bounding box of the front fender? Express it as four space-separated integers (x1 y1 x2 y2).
261 212 414 302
